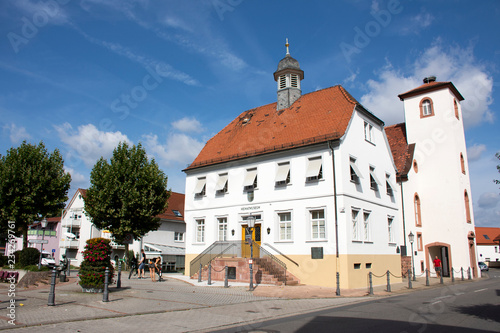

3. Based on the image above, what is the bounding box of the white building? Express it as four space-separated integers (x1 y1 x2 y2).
475 227 500 265
183 44 401 289
59 189 185 269
386 77 479 278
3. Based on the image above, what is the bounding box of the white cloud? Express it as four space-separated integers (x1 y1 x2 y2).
64 166 86 184
54 123 131 168
13 0 69 25
412 12 434 29
172 117 203 133
3 123 31 144
360 44 494 128
477 192 500 209
467 144 487 162
142 133 204 167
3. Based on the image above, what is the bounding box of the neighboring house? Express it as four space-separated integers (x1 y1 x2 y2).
475 227 500 265
183 44 401 289
59 188 186 269
4 217 61 265
386 77 478 278
27 217 61 265
130 192 186 271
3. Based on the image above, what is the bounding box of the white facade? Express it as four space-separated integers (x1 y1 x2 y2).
399 81 478 277
477 244 500 263
185 105 401 289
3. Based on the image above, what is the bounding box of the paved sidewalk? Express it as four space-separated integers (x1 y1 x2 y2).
0 270 478 332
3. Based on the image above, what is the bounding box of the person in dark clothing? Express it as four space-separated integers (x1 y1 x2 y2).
128 255 138 279
155 256 163 282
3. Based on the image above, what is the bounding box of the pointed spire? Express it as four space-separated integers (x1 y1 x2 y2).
285 38 290 56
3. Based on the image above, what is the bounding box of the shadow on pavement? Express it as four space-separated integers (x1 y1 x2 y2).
453 303 500 323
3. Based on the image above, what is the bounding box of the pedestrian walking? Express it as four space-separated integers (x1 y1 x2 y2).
138 249 146 279
155 256 163 282
433 256 442 278
149 258 156 282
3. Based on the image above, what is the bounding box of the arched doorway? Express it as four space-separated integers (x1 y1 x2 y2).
425 242 452 277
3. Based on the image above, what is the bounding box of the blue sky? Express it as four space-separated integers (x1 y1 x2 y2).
0 0 498 227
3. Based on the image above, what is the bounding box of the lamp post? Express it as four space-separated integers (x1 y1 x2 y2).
408 231 416 281
247 215 256 291
38 218 48 270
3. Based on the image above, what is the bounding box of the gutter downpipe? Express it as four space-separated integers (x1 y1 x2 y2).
328 141 340 293
399 179 407 251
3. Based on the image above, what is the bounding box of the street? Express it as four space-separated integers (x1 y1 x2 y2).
211 269 500 333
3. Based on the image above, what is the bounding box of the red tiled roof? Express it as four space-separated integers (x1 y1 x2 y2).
157 192 185 222
475 227 500 245
185 85 360 170
398 81 464 101
385 123 412 175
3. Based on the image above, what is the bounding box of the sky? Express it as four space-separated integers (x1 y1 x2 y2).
0 0 498 227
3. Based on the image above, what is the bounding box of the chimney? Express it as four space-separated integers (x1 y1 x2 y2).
423 76 436 84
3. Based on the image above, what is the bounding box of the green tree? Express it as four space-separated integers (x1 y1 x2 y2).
84 142 169 254
0 141 71 248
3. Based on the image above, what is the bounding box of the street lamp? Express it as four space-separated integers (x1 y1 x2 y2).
38 218 48 270
408 231 416 281
247 215 256 291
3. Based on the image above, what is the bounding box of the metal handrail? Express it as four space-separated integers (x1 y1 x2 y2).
189 241 240 277
254 243 288 285
262 242 299 267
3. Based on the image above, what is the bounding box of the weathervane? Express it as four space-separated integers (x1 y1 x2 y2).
285 38 290 55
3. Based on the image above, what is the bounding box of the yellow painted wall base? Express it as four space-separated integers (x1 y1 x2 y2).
185 252 402 290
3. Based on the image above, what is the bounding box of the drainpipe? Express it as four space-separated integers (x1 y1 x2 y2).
328 141 340 260
400 181 407 251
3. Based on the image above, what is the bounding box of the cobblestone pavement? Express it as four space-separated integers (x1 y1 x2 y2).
0 271 478 332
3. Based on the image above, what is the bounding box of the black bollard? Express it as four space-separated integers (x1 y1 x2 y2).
440 271 443 284
461 267 464 281
224 266 229 288
117 260 122 289
198 263 202 283
369 272 373 295
451 267 455 282
425 269 429 286
103 267 110 302
408 269 412 289
48 269 57 306
336 272 340 296
468 267 472 280
67 258 71 276
386 270 391 292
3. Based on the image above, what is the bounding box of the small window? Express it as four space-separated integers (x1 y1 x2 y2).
352 209 360 241
216 173 228 194
306 157 323 182
464 190 471 223
369 166 381 191
420 98 434 117
366 263 372 269
388 216 394 243
364 121 373 142
454 99 459 120
350 157 363 183
363 211 371 241
291 74 298 88
354 263 361 269
172 210 182 217
413 160 418 173
460 153 466 174
484 234 490 240
414 194 422 226
275 162 291 186
174 232 184 242
243 168 258 191
194 177 206 197
417 232 423 251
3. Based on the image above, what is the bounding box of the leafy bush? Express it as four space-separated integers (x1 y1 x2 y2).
24 265 49 272
19 247 40 267
78 238 114 290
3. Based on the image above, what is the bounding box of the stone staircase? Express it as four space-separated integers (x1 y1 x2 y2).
192 257 300 286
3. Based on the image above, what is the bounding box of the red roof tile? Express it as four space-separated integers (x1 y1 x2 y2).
475 227 500 245
398 81 464 101
185 85 360 170
385 123 411 176
157 192 185 222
